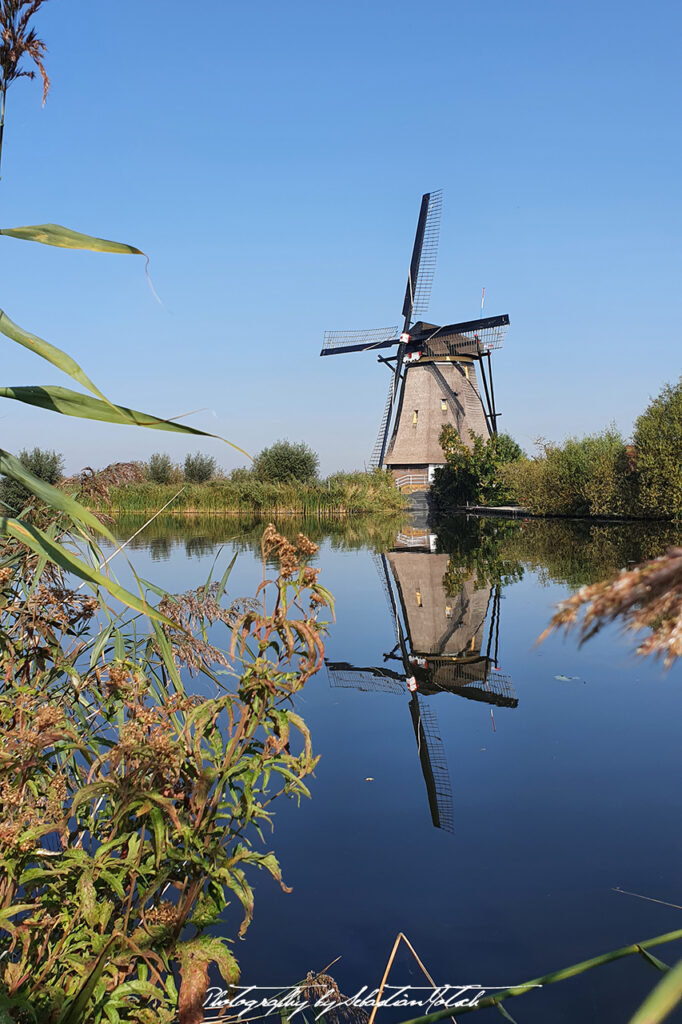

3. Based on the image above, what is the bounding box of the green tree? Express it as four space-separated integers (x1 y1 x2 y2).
0 446 63 513
495 431 526 463
184 451 217 483
634 377 682 519
148 451 176 484
253 439 319 483
434 427 514 507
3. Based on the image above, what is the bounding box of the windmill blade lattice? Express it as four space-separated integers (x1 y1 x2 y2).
410 694 454 834
326 661 405 695
320 326 399 357
404 190 443 325
368 380 396 469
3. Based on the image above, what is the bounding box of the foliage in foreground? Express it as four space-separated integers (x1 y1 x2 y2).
391 926 682 1024
0 446 63 514
541 544 682 667
0 525 332 1023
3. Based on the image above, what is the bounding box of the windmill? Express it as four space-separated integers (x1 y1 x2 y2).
320 191 510 487
326 537 518 835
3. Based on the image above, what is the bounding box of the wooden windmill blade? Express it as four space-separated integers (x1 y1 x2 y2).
418 314 510 358
409 692 455 834
325 661 406 695
320 326 400 357
425 657 518 708
402 190 443 326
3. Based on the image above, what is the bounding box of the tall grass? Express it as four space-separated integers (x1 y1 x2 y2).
84 471 407 516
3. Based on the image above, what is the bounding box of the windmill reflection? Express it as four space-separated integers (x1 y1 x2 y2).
326 527 518 835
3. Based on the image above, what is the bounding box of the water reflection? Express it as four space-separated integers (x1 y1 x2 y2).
112 513 406 561
327 524 518 836
107 511 682 1020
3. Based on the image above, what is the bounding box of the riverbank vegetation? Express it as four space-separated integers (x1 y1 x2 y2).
0 523 331 1023
80 467 406 516
1 441 406 519
433 378 682 520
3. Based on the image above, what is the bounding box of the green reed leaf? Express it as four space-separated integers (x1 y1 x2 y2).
0 309 110 401
0 223 144 255
0 448 115 542
629 958 682 1024
0 517 175 626
0 385 251 458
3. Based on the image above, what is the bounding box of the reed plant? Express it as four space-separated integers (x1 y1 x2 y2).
0 525 332 1023
81 469 407 517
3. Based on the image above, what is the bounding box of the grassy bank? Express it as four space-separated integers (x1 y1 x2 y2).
85 471 407 516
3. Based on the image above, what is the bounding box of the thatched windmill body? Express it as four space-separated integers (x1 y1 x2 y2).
320 191 510 488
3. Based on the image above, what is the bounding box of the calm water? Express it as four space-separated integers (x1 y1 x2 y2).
113 515 682 1023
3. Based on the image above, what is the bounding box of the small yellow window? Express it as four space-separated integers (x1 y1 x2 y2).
441 399 447 412
416 589 422 607
413 410 418 425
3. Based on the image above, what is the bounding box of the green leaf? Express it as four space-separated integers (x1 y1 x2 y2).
56 934 119 1024
149 805 166 869
0 385 251 458
0 223 144 255
0 516 175 625
0 448 115 543
0 308 110 402
217 550 239 602
629 958 682 1024
151 618 184 692
113 629 125 661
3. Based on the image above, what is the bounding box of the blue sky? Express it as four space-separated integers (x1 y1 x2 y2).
1 0 680 474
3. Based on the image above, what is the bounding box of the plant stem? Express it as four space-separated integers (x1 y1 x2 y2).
0 83 6 179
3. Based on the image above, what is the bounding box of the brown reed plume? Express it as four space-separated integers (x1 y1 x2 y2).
0 0 50 174
540 546 682 668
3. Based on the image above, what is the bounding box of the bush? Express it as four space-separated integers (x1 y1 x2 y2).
148 451 178 484
501 429 634 517
184 451 217 483
432 427 524 509
633 377 682 519
0 447 64 514
229 466 252 483
253 440 319 483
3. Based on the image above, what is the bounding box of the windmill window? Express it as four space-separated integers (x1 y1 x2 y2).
416 589 422 608
441 399 447 412
413 410 418 425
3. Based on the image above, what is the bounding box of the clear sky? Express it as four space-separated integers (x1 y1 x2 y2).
2 0 680 475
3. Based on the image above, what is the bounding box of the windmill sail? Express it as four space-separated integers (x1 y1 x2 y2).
320 326 399 357
369 379 397 469
402 190 443 326
409 693 454 833
326 661 405 695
